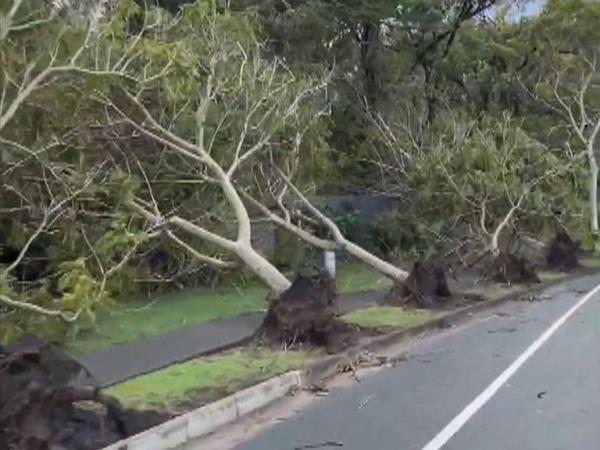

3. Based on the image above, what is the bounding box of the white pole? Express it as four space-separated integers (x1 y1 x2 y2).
323 250 336 278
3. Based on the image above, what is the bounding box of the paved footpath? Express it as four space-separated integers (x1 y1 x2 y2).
79 290 383 386
217 273 600 450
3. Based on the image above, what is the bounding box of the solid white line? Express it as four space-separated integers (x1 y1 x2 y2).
421 282 600 450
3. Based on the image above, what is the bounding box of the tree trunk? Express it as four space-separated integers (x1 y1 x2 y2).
343 240 408 282
589 151 599 254
235 244 291 294
262 171 409 283
589 154 598 233
359 22 380 106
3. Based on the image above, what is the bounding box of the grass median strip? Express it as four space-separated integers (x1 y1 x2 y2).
342 306 436 330
336 263 394 294
104 347 311 411
68 286 268 355
68 262 389 355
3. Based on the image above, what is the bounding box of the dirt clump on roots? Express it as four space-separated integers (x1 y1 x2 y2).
257 275 356 353
0 335 169 450
384 257 453 308
492 251 540 284
546 230 582 271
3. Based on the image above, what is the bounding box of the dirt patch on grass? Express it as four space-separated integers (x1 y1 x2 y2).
256 275 358 353
1 335 168 450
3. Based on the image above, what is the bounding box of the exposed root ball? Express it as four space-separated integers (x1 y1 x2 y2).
546 231 582 271
492 251 540 284
257 275 355 353
0 335 169 450
384 257 452 308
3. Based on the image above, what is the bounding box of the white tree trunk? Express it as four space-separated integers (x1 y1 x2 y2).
343 240 408 281
588 152 598 233
129 199 292 295
243 179 409 283
235 244 291 294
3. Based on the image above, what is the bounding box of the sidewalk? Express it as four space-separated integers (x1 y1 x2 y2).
79 290 384 387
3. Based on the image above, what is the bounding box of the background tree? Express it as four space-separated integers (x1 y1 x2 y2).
518 0 600 250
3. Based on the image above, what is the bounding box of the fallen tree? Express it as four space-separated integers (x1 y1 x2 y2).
97 7 336 295
383 256 452 308
0 335 168 450
400 113 575 284
479 188 540 284
546 229 582 271
241 165 408 283
255 274 356 353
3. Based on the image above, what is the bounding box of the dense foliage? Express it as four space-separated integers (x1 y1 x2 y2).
1 0 598 342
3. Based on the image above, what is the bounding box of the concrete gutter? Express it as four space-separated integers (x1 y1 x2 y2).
102 371 303 450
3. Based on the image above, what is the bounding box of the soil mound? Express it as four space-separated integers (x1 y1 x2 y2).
257 275 355 353
492 251 540 284
0 335 169 450
384 257 452 308
546 231 582 271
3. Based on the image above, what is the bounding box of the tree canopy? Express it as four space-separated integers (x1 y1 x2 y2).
1 0 598 342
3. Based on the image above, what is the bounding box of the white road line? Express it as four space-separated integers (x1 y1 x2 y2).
421 282 600 450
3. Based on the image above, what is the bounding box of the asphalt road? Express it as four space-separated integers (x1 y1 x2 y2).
224 273 600 450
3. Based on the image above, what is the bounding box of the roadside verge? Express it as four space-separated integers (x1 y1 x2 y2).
103 269 598 450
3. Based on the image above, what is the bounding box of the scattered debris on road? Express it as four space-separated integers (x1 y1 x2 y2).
487 326 517 334
357 395 372 409
537 390 547 399
294 440 344 449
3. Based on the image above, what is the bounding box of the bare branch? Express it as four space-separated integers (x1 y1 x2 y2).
0 293 82 322
490 189 527 255
165 231 238 270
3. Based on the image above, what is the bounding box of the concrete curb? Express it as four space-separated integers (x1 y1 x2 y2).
304 269 600 384
102 370 303 450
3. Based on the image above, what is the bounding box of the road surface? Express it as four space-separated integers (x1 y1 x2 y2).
197 273 600 450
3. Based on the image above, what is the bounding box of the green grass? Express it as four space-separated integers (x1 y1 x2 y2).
342 306 436 330
336 262 394 294
68 263 392 355
462 270 570 301
581 255 600 268
67 286 268 355
104 348 310 411
538 271 567 282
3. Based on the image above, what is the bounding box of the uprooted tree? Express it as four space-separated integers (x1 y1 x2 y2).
401 113 573 283
1 334 169 449
96 3 335 295
383 256 452 308
255 273 358 352
241 164 409 283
